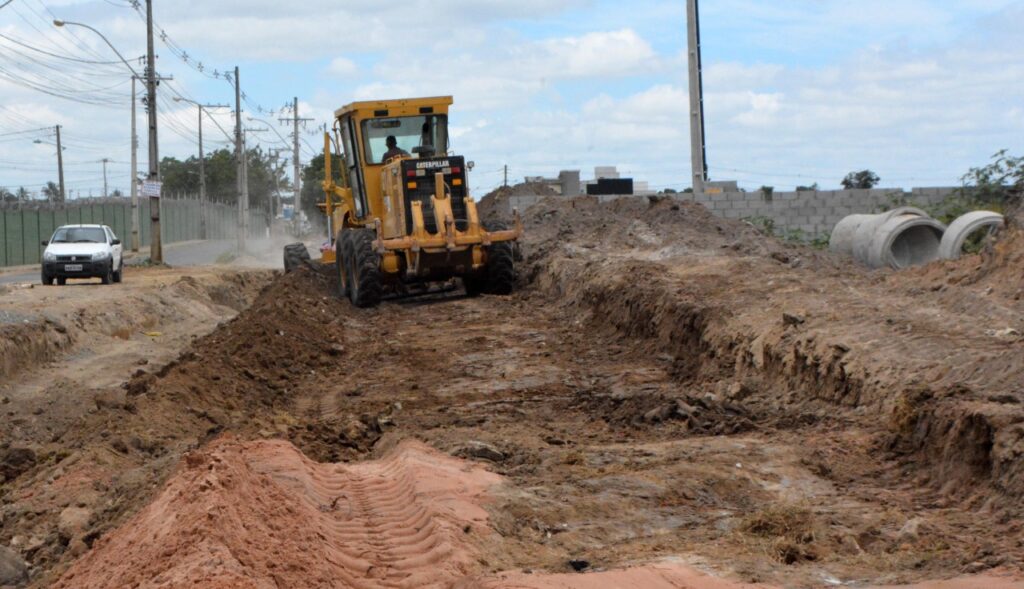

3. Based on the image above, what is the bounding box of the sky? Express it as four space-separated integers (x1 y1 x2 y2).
1 0 1022 198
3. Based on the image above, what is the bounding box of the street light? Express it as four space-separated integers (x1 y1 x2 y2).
55 16 162 262
53 20 141 78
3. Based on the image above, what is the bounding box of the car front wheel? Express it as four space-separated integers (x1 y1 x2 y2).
101 263 113 285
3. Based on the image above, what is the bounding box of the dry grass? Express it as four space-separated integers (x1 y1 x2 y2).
110 327 132 340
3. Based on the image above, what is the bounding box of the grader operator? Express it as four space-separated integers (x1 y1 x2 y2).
284 96 521 307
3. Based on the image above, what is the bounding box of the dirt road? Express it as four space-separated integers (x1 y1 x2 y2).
2 196 1023 588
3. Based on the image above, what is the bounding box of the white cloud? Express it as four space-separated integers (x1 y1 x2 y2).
326 57 358 77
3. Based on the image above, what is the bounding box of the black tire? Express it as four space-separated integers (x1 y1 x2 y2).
346 229 382 308
57 277 67 286
41 270 54 286
482 222 515 295
483 241 515 295
283 243 310 273
101 263 113 285
113 260 123 283
335 232 351 299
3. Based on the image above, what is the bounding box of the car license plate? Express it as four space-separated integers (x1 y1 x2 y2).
64 264 83 272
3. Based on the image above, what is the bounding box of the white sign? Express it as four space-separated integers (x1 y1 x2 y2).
141 180 162 198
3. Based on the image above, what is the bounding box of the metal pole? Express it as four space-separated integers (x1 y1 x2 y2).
55 125 65 202
686 0 707 194
198 105 207 240
145 0 162 262
234 66 245 252
130 76 139 250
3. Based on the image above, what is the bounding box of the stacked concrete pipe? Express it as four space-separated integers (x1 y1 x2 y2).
829 207 947 269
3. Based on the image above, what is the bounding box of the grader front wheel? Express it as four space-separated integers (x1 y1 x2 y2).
347 229 382 308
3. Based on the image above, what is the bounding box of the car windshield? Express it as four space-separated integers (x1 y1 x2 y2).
362 115 448 164
51 227 106 244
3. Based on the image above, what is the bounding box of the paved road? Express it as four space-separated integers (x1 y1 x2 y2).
0 239 288 285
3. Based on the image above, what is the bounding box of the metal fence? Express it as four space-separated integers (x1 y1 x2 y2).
0 197 268 268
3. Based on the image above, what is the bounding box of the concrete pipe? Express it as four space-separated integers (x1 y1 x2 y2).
939 211 1005 260
829 214 873 257
864 214 947 269
844 207 930 266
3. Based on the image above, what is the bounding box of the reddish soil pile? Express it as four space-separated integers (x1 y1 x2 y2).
53 437 500 588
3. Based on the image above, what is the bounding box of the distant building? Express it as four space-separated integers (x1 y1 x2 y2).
522 170 583 197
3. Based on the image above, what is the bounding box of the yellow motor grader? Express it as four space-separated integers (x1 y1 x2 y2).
285 96 522 307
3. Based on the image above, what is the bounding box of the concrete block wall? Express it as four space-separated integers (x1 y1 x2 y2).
688 187 958 237
496 187 960 239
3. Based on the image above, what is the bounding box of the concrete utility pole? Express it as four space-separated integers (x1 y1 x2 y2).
144 0 162 263
175 97 229 240
241 129 250 241
503 165 508 187
130 76 139 250
55 125 65 202
280 98 312 220
686 0 708 194
101 158 109 197
232 66 246 252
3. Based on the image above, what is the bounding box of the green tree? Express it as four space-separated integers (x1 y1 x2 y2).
160 148 288 213
300 152 342 221
796 183 819 191
0 187 14 202
42 181 62 203
841 170 880 189
960 150 1023 205
16 187 30 201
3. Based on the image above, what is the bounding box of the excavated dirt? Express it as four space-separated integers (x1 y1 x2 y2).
2 196 1023 588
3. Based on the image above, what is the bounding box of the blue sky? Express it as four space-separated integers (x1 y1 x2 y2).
1 0 1022 197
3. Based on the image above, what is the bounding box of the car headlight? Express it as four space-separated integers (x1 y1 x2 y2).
43 251 56 262
92 251 111 261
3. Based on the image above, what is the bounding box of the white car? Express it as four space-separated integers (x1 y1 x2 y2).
41 224 124 285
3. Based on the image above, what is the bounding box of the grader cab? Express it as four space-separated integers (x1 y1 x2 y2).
295 96 521 307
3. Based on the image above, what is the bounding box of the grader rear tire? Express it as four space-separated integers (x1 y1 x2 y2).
283 243 310 273
347 230 382 308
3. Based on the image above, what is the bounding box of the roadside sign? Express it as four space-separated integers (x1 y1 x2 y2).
141 180 162 198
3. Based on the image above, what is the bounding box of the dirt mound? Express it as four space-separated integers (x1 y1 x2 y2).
0 267 350 580
53 437 500 588
517 195 1024 505
477 182 560 224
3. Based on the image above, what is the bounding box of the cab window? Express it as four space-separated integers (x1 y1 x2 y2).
361 115 448 164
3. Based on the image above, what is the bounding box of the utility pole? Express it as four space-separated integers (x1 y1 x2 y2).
175 98 229 240
130 76 139 250
145 0 162 263
241 129 250 242
686 0 708 194
279 98 312 224
55 125 65 202
101 158 109 197
503 165 508 188
197 105 206 239
233 66 246 252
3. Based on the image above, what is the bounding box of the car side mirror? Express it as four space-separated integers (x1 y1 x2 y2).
111 239 121 246
41 241 48 246
467 161 475 171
